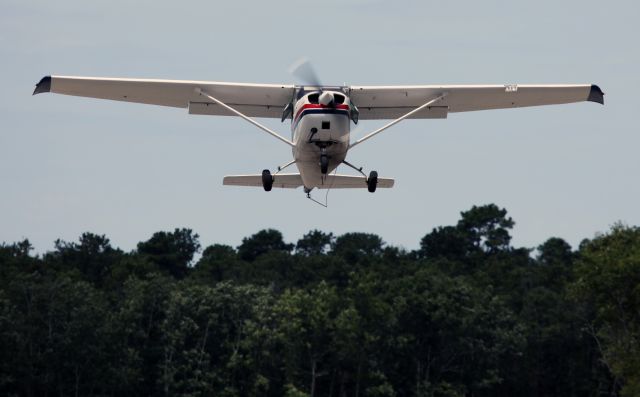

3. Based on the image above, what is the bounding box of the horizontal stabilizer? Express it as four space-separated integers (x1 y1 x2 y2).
224 173 303 189
223 173 394 189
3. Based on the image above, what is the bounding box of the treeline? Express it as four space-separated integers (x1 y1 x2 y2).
1 204 639 397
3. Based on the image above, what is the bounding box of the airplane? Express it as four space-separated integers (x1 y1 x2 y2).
33 70 603 198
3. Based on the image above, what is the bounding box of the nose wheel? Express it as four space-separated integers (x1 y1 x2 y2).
320 154 329 175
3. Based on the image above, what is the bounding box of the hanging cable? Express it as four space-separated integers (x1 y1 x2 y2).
306 167 338 208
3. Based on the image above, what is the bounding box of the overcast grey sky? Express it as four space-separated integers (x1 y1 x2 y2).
1 0 638 253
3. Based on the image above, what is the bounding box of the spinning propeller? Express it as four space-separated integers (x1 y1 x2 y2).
284 57 358 123
289 57 335 106
289 57 323 89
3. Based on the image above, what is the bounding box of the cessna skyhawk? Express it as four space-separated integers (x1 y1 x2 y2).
33 73 603 195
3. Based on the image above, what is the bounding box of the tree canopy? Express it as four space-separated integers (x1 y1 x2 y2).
1 204 636 396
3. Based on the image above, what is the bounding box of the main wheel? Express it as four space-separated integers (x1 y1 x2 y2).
262 169 273 191
320 155 329 175
367 171 378 193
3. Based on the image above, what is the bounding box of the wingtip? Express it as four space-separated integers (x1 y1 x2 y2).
33 76 51 95
588 84 604 105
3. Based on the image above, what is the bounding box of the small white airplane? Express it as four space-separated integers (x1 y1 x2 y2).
33 68 603 197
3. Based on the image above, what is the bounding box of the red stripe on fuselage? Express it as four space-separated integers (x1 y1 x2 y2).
294 104 350 123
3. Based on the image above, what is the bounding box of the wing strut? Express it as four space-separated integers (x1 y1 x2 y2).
195 88 294 147
349 93 448 149
276 159 297 173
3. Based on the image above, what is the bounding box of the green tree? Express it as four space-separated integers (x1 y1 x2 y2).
296 230 334 256
237 229 294 262
110 273 176 395
419 225 469 260
0 271 111 396
385 266 524 396
191 244 239 283
331 232 384 265
0 207 632 397
158 282 278 396
573 224 640 396
457 204 515 254
137 228 201 279
419 204 516 271
47 233 124 285
535 237 575 291
275 282 342 397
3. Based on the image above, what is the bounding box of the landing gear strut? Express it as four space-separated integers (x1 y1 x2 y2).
342 160 379 193
262 169 273 191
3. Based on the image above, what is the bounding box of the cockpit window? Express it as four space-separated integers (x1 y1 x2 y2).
333 94 345 104
307 93 319 104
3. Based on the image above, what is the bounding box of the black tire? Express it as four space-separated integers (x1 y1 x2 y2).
367 171 378 193
320 155 329 175
262 169 273 191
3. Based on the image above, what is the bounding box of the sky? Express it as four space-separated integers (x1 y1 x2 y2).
1 0 638 254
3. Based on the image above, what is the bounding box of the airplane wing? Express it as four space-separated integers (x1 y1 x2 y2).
348 84 604 120
223 173 394 189
33 75 295 118
33 76 603 121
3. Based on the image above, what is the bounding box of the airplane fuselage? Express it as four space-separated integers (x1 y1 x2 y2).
290 89 352 190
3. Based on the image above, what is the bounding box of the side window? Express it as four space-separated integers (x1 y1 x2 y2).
307 93 319 104
333 94 345 104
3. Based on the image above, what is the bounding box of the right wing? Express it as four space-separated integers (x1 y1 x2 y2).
33 75 295 118
348 84 604 120
223 173 394 189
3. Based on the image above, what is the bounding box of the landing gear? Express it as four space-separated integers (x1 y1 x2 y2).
342 160 379 193
367 171 378 193
318 145 330 175
262 169 273 191
320 154 329 175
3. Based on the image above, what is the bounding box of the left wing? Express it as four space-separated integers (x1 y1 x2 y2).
33 75 295 118
348 84 604 120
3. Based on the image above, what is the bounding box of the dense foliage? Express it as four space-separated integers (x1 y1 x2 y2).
1 204 638 397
